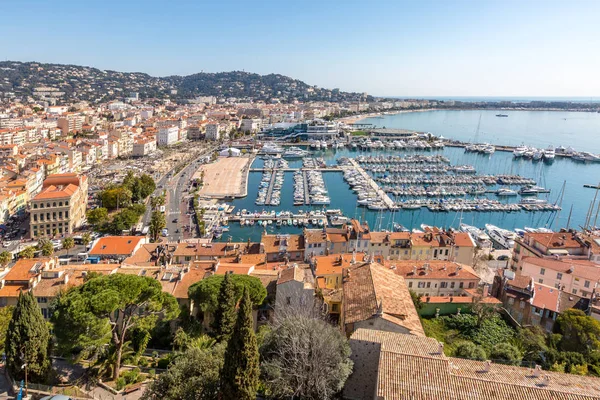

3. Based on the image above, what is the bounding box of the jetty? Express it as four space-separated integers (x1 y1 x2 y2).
344 158 395 209
302 171 310 204
265 172 278 204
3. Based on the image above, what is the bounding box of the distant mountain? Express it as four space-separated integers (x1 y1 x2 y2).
0 61 365 104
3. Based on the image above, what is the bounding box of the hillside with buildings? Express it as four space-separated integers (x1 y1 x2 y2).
0 61 368 104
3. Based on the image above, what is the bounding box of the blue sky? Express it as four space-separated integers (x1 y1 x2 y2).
3 0 600 97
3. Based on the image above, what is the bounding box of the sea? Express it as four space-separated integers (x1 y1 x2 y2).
217 109 600 242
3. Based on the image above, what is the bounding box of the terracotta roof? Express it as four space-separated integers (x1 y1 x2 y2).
89 236 145 256
422 295 502 304
172 265 213 299
261 234 305 253
303 229 327 244
347 328 600 400
452 231 475 247
277 266 304 285
0 284 27 298
343 262 424 336
33 183 78 200
526 232 583 249
381 259 479 281
4 258 52 281
214 263 254 275
531 283 561 312
314 253 355 276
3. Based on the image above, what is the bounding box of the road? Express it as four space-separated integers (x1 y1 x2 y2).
142 145 217 242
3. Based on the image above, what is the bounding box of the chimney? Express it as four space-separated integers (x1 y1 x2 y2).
63 274 69 285
533 365 541 377
542 375 551 386
482 285 489 297
483 360 491 372
351 250 356 264
437 342 444 355
412 266 417 275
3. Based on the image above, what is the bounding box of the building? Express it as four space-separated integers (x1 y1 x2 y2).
157 126 179 146
275 265 315 313
219 147 241 157
261 233 305 263
512 231 590 269
241 118 262 133
132 137 157 157
493 269 589 331
344 328 600 400
382 259 480 297
89 236 147 260
342 261 424 337
29 173 88 238
0 258 57 307
205 123 221 141
56 114 84 134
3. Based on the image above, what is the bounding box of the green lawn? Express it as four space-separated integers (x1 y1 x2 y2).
350 130 368 136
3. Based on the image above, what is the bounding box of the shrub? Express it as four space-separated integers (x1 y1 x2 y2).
454 341 487 361
490 343 522 365
116 377 126 390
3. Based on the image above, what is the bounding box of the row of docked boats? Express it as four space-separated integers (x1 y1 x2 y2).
460 223 554 249
356 154 450 164
397 198 559 212
306 170 330 205
465 143 496 154
513 145 555 161
353 138 445 151
340 158 391 210
375 173 536 186
309 140 346 149
255 159 287 206
237 209 329 227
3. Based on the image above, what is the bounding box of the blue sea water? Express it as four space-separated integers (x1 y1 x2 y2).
218 110 600 242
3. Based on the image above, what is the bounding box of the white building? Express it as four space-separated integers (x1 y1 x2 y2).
241 118 262 133
158 126 179 146
219 147 241 157
205 123 221 141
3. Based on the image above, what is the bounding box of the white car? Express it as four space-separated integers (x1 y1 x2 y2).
51 240 63 250
2 241 11 248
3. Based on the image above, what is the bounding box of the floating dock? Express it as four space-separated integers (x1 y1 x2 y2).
344 158 395 209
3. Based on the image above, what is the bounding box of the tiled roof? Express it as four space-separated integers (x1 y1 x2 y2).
277 266 304 285
347 328 600 400
89 236 144 256
261 234 305 253
33 183 77 200
523 257 600 282
343 262 424 336
381 259 479 281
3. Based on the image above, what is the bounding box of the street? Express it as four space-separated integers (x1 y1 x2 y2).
142 146 216 242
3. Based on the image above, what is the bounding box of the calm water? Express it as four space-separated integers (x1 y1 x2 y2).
219 144 600 242
360 109 600 154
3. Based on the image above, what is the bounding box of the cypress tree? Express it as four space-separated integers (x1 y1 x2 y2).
211 272 237 342
5 291 51 382
220 288 259 400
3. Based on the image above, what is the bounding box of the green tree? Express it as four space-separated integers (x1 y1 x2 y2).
19 246 36 259
220 288 259 400
490 343 522 365
188 275 266 314
5 292 51 382
260 313 353 400
87 207 108 227
0 250 12 267
81 232 92 248
555 309 600 355
0 306 14 352
149 210 166 242
409 289 423 310
454 341 487 361
37 239 54 257
100 187 133 210
52 274 179 380
211 273 237 342
142 345 225 400
62 237 75 256
516 326 548 364
150 195 165 211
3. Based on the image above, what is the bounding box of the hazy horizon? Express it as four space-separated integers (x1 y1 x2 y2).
4 0 600 97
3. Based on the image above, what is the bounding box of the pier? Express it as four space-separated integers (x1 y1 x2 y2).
250 167 341 172
302 171 310 204
265 171 278 204
345 158 395 209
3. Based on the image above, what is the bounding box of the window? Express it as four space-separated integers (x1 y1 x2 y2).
507 297 514 305
585 280 591 288
468 282 475 289
65 201 69 206
540 268 545 275
33 204 37 209
450 282 455 289
307 244 312 248
556 272 563 280
572 289 578 294
459 282 464 289
538 278 544 284
408 282 413 288
440 282 447 288
445 249 449 256
59 202 63 206
37 297 48 303
418 282 425 289
331 303 340 313
426 282 431 288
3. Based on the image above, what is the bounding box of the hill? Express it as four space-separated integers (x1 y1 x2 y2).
0 61 364 104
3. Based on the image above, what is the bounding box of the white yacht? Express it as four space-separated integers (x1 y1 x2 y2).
496 188 518 196
513 145 527 157
485 224 516 249
532 149 543 161
460 223 492 247
543 146 556 160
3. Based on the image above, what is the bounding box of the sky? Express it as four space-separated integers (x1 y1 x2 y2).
3 0 600 97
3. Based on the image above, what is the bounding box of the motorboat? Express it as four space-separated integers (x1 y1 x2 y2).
543 146 556 161
513 145 527 157
496 188 518 196
485 224 516 249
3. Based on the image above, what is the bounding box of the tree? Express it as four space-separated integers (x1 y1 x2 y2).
150 195 165 211
490 343 522 365
0 250 12 267
0 306 14 352
142 345 224 400
409 289 423 310
100 187 133 210
87 207 108 227
454 341 487 361
62 237 75 256
220 288 259 400
188 275 266 314
52 274 179 380
149 210 166 242
5 292 51 382
260 312 353 400
19 246 36 259
81 232 92 248
211 273 237 342
516 326 548 363
555 309 600 355
38 239 54 257
469 290 497 328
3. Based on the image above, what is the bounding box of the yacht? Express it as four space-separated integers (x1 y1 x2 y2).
482 144 495 154
282 147 310 158
520 198 548 205
261 143 284 154
485 224 516 249
532 149 543 161
543 146 556 161
513 145 527 157
496 188 518 196
330 215 349 226
460 223 492 247
393 223 409 232
519 185 549 196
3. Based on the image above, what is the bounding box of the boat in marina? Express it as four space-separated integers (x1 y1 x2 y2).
519 185 550 195
485 224 516 249
496 188 518 196
513 145 528 157
283 147 310 158
393 222 409 232
460 223 492 247
330 215 349 226
543 146 556 161
495 114 509 117
532 149 544 161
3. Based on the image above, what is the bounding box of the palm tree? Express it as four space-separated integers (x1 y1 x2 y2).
37 239 54 257
81 232 92 248
62 237 75 256
19 246 36 259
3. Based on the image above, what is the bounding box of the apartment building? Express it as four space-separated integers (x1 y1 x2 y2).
241 118 262 133
57 114 84 134
520 257 600 298
157 126 179 146
132 137 157 157
512 231 590 268
205 123 221 141
29 173 88 238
